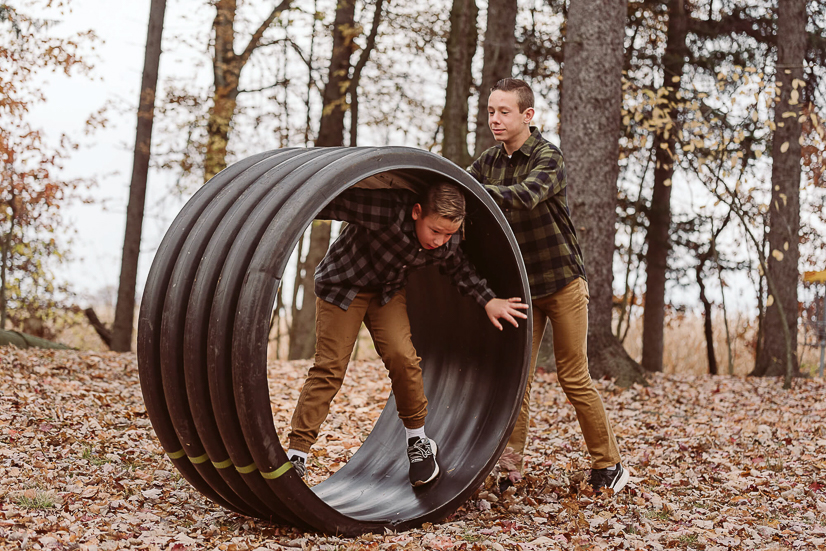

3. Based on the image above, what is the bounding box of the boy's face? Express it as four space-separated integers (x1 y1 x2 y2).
411 204 461 250
488 90 534 147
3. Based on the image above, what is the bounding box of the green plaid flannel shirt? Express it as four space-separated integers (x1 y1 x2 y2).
469 127 586 299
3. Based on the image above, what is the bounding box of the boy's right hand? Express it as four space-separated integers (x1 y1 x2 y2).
484 297 529 331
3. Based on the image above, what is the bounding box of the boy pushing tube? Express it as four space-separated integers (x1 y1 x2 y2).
470 78 629 495
287 183 528 486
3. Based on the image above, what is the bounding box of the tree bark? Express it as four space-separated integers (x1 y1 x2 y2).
752 0 806 378
0 213 12 329
316 0 357 147
441 0 478 168
84 307 113 348
640 0 688 372
696 260 718 375
349 0 385 147
473 0 517 157
110 0 167 352
204 0 292 182
288 221 331 360
288 0 358 359
561 0 646 387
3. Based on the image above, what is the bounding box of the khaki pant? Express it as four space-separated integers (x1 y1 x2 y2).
289 290 427 453
506 277 621 470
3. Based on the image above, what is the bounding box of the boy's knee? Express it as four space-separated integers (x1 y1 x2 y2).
380 340 418 368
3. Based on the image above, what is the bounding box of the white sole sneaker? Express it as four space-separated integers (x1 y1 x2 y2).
411 439 440 486
610 464 630 494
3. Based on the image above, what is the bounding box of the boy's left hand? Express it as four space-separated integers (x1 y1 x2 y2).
484 297 529 331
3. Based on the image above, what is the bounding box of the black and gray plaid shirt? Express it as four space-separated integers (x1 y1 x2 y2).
469 127 586 299
314 188 496 311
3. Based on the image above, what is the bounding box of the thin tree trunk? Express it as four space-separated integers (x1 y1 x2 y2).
316 0 357 147
0 228 10 329
752 0 806 378
696 260 718 375
641 0 688 373
754 227 767 370
275 285 283 359
707 165 796 389
616 150 652 340
0 195 13 328
349 0 385 147
110 0 167 352
304 0 318 147
473 0 517 157
561 0 645 387
289 220 331 359
287 0 357 360
84 308 113 348
441 0 478 168
289 232 305 338
204 0 292 181
715 255 734 375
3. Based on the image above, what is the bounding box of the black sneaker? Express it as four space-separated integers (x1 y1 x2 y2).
407 437 439 486
289 455 306 478
589 463 629 495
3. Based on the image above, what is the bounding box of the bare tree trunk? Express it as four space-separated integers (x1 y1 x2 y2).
349 0 385 147
110 0 167 352
715 254 734 375
85 308 113 348
561 0 645 387
752 0 806 378
0 197 13 329
288 2 358 359
473 0 517 157
316 0 357 147
289 221 331 359
641 0 688 372
616 152 651 341
0 225 11 329
754 227 767 370
441 0 478 168
696 261 718 375
204 0 292 182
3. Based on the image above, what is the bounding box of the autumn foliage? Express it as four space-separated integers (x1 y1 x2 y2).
0 2 96 330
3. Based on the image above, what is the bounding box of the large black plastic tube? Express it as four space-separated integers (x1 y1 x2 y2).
137 147 532 535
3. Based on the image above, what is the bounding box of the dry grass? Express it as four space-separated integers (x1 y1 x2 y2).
620 310 825 377
48 301 826 380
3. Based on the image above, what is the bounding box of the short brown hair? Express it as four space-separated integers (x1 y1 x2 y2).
491 78 534 113
420 182 466 224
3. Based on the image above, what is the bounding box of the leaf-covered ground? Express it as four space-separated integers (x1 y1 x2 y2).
1 348 824 550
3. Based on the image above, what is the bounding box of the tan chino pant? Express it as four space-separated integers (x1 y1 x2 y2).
289 290 427 453
506 277 621 470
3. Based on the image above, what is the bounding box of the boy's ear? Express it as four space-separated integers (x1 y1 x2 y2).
523 107 535 124
411 203 422 220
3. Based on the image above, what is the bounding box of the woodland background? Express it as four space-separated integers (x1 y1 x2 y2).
2 1 826 549
2 0 826 381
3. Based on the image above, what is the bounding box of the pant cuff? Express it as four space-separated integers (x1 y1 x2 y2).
287 440 313 454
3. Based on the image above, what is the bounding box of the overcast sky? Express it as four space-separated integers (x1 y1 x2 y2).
30 0 202 305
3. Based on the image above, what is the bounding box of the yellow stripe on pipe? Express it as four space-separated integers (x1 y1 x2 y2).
261 462 293 480
167 449 186 459
189 453 209 464
212 458 233 469
236 463 257 474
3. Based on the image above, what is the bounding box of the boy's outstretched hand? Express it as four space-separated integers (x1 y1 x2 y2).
484 297 529 330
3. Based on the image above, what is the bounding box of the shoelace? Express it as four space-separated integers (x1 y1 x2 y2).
290 457 306 477
408 439 432 463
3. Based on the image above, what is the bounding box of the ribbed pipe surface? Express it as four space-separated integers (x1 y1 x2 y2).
137 147 532 535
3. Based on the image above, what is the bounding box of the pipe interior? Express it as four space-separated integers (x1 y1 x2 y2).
271 168 529 522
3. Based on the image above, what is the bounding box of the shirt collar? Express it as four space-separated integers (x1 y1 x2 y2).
498 126 543 158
